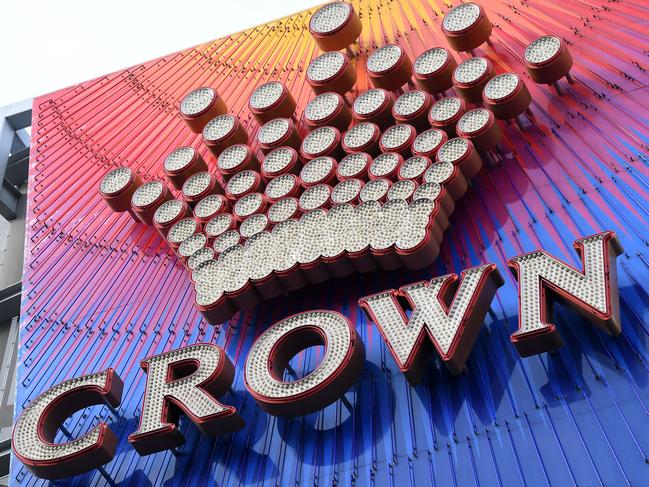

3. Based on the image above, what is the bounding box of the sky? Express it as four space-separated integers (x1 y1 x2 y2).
0 0 322 107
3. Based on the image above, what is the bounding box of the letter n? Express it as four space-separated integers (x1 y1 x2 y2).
508 231 623 356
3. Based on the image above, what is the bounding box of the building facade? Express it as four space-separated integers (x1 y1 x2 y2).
10 1 649 486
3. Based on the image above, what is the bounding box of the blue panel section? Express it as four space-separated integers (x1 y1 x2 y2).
14 225 649 486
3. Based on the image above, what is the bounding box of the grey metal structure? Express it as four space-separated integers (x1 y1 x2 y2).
0 100 31 485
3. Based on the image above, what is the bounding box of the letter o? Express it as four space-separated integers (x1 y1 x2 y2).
244 310 365 416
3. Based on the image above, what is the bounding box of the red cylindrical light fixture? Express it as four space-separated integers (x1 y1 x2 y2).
261 147 301 180
524 35 573 89
153 199 191 237
387 179 417 201
352 88 394 129
303 92 352 132
300 156 338 187
204 213 236 242
233 192 267 222
379 124 416 157
337 152 372 181
330 178 364 205
224 170 264 201
257 118 301 154
441 3 493 52
99 167 141 213
428 97 466 136
300 126 343 160
261 147 302 181
264 173 301 202
366 44 413 91
392 90 432 131
130 180 173 225
342 122 381 156
202 114 248 157
192 194 230 224
249 81 297 124
452 57 495 104
187 247 215 271
163 146 208 190
217 144 259 180
369 153 403 180
359 178 391 203
306 51 356 95
181 172 222 207
456 108 502 151
178 233 209 263
213 230 242 255
299 184 333 212
167 217 202 251
437 137 483 179
412 47 457 95
308 2 362 52
179 87 228 134
423 162 466 202
267 197 300 225
482 73 532 120
239 214 269 239
410 181 453 238
411 128 448 159
399 155 432 182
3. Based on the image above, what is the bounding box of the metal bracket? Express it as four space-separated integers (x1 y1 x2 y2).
0 100 32 221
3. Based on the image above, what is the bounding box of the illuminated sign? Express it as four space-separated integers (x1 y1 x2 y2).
13 228 623 479
15 1 645 485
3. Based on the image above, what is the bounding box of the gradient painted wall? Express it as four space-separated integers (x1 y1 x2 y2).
15 0 649 485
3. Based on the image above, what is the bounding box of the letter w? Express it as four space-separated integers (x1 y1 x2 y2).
360 264 503 385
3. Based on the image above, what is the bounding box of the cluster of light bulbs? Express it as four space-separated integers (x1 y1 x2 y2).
97 1 575 326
